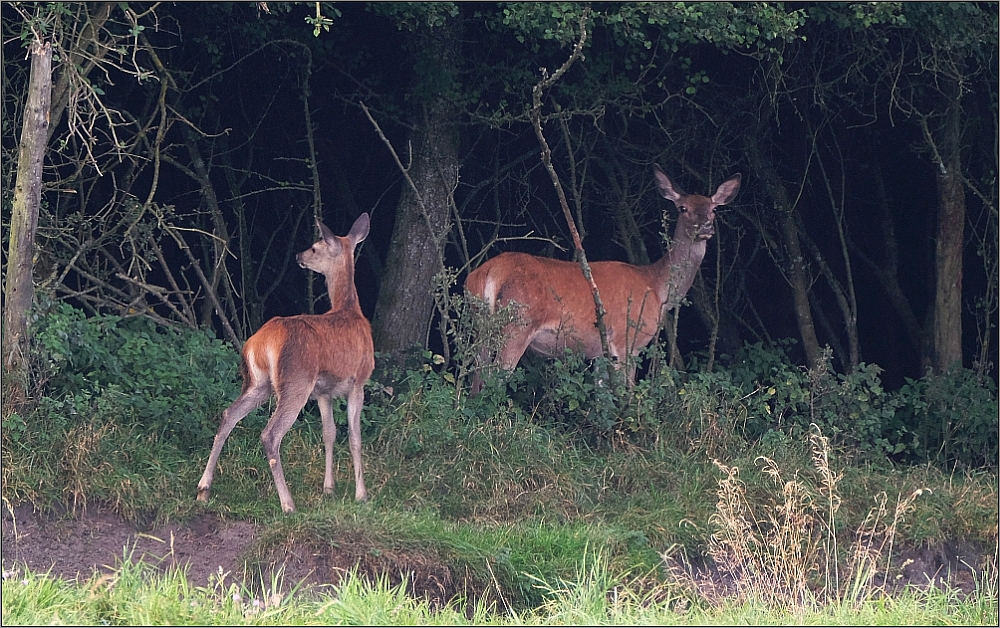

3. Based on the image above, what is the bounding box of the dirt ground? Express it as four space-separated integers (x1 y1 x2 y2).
2 504 261 588
2 502 991 604
1 503 471 604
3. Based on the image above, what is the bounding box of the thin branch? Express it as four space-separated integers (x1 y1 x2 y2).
528 7 613 365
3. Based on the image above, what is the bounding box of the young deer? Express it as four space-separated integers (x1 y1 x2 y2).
197 213 374 513
466 166 740 393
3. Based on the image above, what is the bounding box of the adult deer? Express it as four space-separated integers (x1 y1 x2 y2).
466 166 740 393
197 213 374 513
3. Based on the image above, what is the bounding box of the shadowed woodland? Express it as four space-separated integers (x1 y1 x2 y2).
2 3 997 453
1 5 998 621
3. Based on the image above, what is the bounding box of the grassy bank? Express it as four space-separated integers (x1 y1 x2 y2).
4 378 997 619
2 306 998 623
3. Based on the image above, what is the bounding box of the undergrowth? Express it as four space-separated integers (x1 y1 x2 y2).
668 428 936 608
2 302 998 615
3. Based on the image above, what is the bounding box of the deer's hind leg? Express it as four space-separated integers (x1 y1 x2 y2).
345 384 368 502
260 383 312 513
197 380 271 502
317 394 337 496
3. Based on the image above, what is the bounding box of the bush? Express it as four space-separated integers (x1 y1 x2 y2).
487 337 997 467
24 302 241 451
708 342 997 466
509 350 620 436
896 368 999 468
718 342 910 458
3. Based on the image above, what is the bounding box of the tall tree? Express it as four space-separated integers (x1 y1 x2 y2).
3 35 51 413
369 5 463 358
927 65 967 374
820 2 997 375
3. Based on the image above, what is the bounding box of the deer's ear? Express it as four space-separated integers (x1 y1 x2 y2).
653 164 685 203
316 219 337 244
712 173 742 205
348 213 370 246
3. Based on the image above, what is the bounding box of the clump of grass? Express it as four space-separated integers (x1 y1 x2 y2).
668 425 937 609
519 548 682 625
3 413 208 523
1 549 470 625
235 503 665 612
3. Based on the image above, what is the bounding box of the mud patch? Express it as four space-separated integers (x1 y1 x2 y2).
1 504 485 607
2 504 257 587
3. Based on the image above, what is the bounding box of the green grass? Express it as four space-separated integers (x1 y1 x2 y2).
3 337 998 624
4 394 997 620
3 551 995 626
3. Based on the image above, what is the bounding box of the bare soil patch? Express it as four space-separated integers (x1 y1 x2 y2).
1 504 469 604
2 504 258 587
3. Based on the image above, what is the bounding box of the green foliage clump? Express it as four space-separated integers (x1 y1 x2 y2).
493 338 997 467
24 301 241 451
682 341 997 467
2 302 243 516
507 350 631 440
896 368 999 469
716 341 912 459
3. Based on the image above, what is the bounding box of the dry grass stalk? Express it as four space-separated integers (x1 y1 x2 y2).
667 425 928 609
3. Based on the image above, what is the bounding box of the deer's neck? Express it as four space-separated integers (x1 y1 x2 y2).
323 266 361 314
653 229 707 312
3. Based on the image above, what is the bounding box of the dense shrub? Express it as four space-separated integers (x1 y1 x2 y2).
509 350 620 435
896 368 999 468
22 302 241 451
491 338 996 467
718 341 912 458
682 341 997 466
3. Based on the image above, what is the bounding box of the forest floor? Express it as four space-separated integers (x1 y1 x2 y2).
2 502 989 603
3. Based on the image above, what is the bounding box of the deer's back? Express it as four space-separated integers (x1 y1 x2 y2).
243 309 374 392
469 252 664 356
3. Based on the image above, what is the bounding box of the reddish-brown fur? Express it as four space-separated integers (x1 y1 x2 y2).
466 166 740 393
197 213 373 513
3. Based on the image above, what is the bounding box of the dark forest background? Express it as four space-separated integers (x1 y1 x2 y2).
3 2 997 392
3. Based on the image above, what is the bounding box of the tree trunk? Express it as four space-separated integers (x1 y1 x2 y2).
931 112 965 374
3 40 52 413
781 210 823 367
371 25 461 359
797 212 860 372
850 143 934 372
182 129 232 329
747 130 823 369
